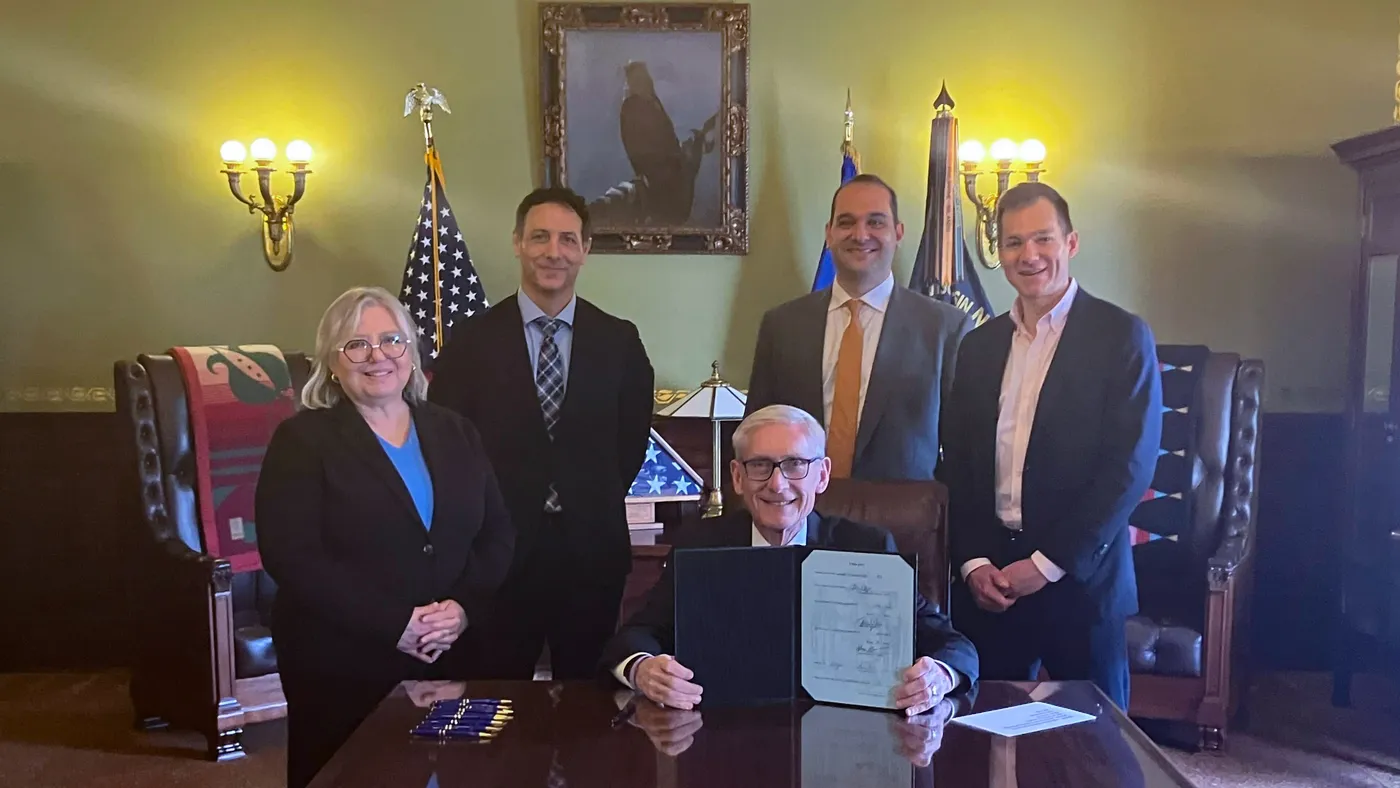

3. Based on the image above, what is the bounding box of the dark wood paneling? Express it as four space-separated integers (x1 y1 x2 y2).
0 412 137 672
0 409 1345 674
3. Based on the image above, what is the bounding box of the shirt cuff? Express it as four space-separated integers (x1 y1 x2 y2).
932 659 960 691
1030 551 1066 582
612 652 652 689
959 558 993 581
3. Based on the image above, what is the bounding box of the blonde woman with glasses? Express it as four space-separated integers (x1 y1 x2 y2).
255 286 514 788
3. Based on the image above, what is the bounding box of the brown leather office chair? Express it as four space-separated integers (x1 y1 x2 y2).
1125 346 1263 750
113 351 311 760
815 478 950 615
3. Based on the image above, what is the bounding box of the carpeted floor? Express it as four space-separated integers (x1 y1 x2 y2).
0 670 1395 787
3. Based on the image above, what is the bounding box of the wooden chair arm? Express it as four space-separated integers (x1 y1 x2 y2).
1207 532 1250 593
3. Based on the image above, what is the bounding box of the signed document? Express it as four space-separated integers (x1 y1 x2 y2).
800 550 915 710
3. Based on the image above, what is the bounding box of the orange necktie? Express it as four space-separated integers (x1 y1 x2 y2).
827 299 865 478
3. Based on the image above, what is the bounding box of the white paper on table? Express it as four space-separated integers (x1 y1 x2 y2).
800 549 915 710
949 701 1096 737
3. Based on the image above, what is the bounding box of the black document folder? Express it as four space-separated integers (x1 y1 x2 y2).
672 545 916 710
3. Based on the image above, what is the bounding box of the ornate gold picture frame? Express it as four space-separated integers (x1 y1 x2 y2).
540 3 750 254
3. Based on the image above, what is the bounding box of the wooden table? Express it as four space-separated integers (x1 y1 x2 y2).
310 679 1194 787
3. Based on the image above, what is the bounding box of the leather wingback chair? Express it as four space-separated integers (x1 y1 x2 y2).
114 351 311 761
815 478 950 615
1124 347 1263 750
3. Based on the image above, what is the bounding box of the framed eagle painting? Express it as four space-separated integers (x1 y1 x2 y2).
540 3 750 254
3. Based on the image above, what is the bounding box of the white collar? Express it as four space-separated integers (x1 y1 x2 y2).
1011 277 1078 336
751 519 808 546
829 272 895 314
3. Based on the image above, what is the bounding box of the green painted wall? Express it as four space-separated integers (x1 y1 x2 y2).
1 0 1395 412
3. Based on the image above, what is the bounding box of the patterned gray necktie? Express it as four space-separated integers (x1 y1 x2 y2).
534 317 565 513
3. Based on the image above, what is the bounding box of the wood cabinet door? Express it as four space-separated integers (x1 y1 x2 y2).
1346 182 1400 650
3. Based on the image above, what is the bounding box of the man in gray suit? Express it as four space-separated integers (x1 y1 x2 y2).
745 174 973 480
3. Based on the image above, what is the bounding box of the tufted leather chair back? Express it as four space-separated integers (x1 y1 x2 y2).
1183 352 1260 565
814 478 950 615
1129 348 1261 565
115 353 311 633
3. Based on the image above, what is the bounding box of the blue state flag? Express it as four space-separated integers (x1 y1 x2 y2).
812 151 860 292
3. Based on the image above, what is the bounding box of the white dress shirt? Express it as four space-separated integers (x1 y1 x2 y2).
616 516 959 695
821 273 895 429
959 279 1080 584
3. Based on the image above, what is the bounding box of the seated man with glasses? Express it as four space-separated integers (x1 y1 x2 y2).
598 404 978 716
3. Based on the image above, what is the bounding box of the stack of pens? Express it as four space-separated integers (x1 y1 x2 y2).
410 698 514 741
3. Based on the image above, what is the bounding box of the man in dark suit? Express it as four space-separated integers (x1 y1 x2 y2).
429 186 655 680
745 174 973 481
600 404 979 716
942 182 1162 710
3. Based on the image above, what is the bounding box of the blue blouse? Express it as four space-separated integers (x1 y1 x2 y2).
376 419 434 530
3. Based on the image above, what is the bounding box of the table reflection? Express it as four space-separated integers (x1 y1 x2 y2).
315 680 1185 788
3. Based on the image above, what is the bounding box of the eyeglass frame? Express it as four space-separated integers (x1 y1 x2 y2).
338 335 412 364
737 455 825 482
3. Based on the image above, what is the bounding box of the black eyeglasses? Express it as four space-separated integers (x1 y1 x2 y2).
339 336 410 364
739 457 822 482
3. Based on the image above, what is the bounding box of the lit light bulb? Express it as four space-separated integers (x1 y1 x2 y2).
958 140 986 163
249 138 277 163
989 138 1018 162
285 140 313 164
1019 139 1046 164
220 140 246 164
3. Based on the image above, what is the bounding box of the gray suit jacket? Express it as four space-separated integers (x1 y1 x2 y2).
745 284 974 480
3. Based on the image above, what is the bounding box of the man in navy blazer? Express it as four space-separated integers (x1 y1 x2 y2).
942 182 1162 710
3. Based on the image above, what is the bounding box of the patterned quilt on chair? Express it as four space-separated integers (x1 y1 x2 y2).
170 345 297 572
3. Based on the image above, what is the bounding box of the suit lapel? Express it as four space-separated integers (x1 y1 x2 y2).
806 512 829 546
332 401 424 533
494 295 551 445
413 405 454 532
855 286 911 460
982 315 1015 410
1026 290 1094 458
555 299 601 433
796 292 830 421
979 317 1016 481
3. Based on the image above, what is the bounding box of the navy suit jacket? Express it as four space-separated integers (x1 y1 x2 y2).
942 288 1162 620
600 510 980 689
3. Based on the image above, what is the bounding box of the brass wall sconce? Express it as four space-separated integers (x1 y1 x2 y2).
957 138 1046 269
219 138 313 271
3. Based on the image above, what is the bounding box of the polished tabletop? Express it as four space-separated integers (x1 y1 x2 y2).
310 679 1194 787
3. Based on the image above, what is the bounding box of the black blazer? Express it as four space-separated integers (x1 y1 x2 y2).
428 294 655 581
255 399 514 681
942 288 1162 621
600 510 980 689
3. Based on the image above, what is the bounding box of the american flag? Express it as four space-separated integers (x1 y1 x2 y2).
626 430 703 500
398 148 488 369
